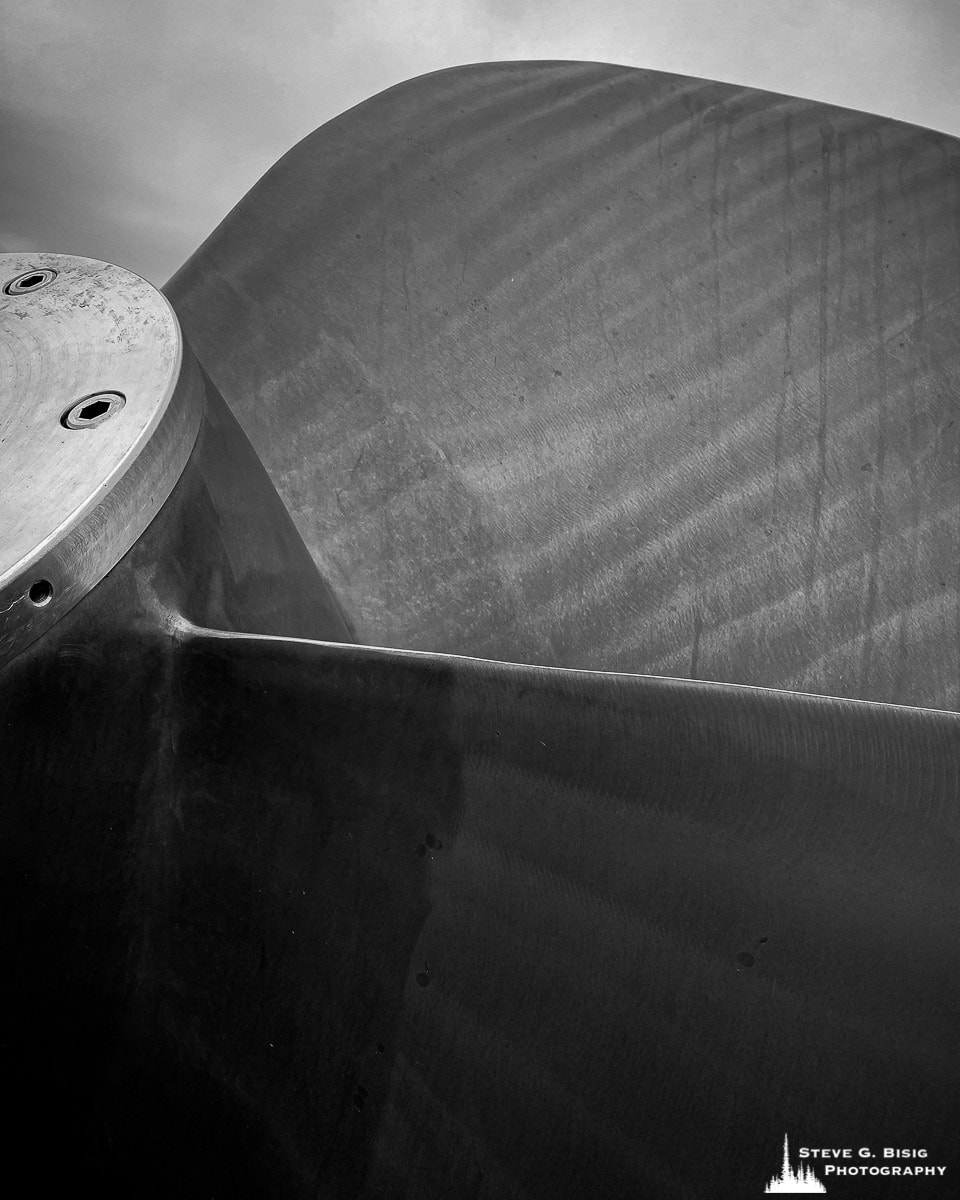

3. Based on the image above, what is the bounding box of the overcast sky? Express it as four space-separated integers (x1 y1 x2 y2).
3 1 960 285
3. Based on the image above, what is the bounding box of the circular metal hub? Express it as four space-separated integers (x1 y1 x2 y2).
0 253 204 664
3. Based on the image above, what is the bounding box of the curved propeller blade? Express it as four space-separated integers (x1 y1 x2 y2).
167 61 960 710
4 58 960 1200
4 602 959 1197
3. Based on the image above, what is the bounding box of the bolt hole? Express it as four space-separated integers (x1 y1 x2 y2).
79 399 110 421
28 580 53 607
3 267 58 295
61 391 125 429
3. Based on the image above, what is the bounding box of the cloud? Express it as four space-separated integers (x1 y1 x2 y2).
2 0 960 283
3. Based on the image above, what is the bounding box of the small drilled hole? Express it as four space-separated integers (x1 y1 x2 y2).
28 579 53 606
19 273 43 288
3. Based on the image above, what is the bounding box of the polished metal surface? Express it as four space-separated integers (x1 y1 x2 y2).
3 581 959 1196
2 62 959 1200
0 253 203 665
168 62 960 709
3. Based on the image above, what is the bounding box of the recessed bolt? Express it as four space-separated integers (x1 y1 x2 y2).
61 392 126 429
3 268 58 295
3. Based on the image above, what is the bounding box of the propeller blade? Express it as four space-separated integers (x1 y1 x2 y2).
5 59 960 1198
3 610 958 1196
167 61 960 708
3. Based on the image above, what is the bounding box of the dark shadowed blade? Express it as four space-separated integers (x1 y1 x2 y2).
167 61 960 711
3 612 958 1197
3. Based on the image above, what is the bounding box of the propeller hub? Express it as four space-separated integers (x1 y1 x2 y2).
0 253 203 664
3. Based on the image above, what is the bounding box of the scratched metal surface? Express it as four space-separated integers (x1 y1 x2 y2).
166 60 960 709
2 373 958 1199
6 62 960 1200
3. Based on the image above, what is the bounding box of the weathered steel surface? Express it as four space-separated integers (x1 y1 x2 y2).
0 253 203 664
168 61 960 709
